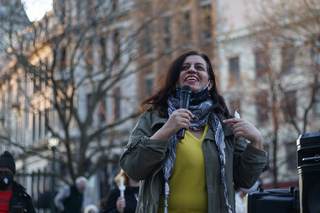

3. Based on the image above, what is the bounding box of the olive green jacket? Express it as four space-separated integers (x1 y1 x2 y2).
119 111 267 213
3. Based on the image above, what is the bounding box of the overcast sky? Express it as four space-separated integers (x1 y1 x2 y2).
22 0 52 21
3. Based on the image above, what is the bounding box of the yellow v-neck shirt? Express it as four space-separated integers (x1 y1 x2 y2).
158 123 209 213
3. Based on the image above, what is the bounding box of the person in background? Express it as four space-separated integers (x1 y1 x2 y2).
119 51 268 213
0 151 36 213
54 176 88 213
84 204 99 213
234 181 260 213
99 197 107 210
101 169 139 213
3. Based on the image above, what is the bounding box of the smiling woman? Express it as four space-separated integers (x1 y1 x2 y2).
22 0 52 21
119 51 268 213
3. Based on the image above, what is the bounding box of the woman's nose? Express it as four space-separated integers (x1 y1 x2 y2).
187 65 196 72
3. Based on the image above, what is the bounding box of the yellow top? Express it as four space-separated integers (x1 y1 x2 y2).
158 123 209 213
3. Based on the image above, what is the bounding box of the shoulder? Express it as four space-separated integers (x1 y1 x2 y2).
60 184 72 191
105 187 120 201
140 111 167 129
12 181 27 194
109 187 120 195
12 181 33 200
57 184 72 195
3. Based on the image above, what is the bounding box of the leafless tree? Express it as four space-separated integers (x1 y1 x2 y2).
0 0 184 183
246 0 320 187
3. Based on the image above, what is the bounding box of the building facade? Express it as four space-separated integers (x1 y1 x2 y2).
1 0 320 210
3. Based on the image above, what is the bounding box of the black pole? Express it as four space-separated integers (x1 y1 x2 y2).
50 147 56 213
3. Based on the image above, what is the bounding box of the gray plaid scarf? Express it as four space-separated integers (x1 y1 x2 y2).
163 95 232 213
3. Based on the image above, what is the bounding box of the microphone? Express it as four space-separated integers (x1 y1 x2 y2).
176 85 192 140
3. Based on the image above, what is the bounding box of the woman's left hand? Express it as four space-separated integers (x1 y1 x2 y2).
223 118 263 150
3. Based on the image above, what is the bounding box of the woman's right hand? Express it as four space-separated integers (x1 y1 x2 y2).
116 197 126 213
152 109 193 141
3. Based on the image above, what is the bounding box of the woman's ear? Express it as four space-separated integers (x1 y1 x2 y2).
208 80 213 90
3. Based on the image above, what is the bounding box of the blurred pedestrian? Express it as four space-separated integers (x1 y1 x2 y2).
101 169 139 213
54 176 88 213
0 151 36 213
235 181 260 213
84 204 99 213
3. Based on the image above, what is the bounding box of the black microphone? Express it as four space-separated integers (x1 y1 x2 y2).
176 85 192 140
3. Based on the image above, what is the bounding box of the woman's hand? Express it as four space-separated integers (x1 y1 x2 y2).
116 197 126 213
223 118 263 150
152 109 193 141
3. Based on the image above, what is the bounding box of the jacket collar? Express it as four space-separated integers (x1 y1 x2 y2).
217 114 234 137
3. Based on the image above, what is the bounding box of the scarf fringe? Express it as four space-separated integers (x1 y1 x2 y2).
163 95 232 213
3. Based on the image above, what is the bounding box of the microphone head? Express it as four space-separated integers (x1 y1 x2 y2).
181 85 192 93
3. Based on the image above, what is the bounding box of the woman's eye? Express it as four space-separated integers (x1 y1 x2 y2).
196 66 204 70
181 66 188 70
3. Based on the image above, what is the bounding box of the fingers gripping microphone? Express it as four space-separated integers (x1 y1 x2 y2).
176 85 192 140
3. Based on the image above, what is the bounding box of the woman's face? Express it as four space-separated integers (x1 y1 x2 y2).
177 55 212 92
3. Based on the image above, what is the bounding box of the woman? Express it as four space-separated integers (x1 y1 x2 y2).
119 51 267 213
101 170 139 213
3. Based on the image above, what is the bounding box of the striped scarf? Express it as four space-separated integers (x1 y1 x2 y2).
163 95 232 213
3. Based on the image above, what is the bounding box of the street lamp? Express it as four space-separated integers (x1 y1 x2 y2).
48 133 59 213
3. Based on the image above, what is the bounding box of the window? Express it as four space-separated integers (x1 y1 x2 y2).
0 91 2 112
32 113 36 141
60 48 67 71
283 91 296 120
87 94 93 124
229 99 240 116
45 109 49 136
1 92 5 116
15 1 21 8
59 99 67 127
255 49 268 79
113 87 121 121
86 0 93 19
85 41 93 72
113 31 120 65
99 37 107 71
34 75 40 92
282 45 295 73
112 0 118 12
256 91 269 124
229 57 240 83
315 87 320 114
286 142 297 170
145 27 153 54
76 1 82 17
181 0 190 7
59 0 66 24
98 97 107 123
44 58 49 86
142 2 152 18
145 74 153 96
201 5 212 39
33 75 37 93
163 17 171 50
38 111 42 139
40 71 46 89
182 12 191 44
